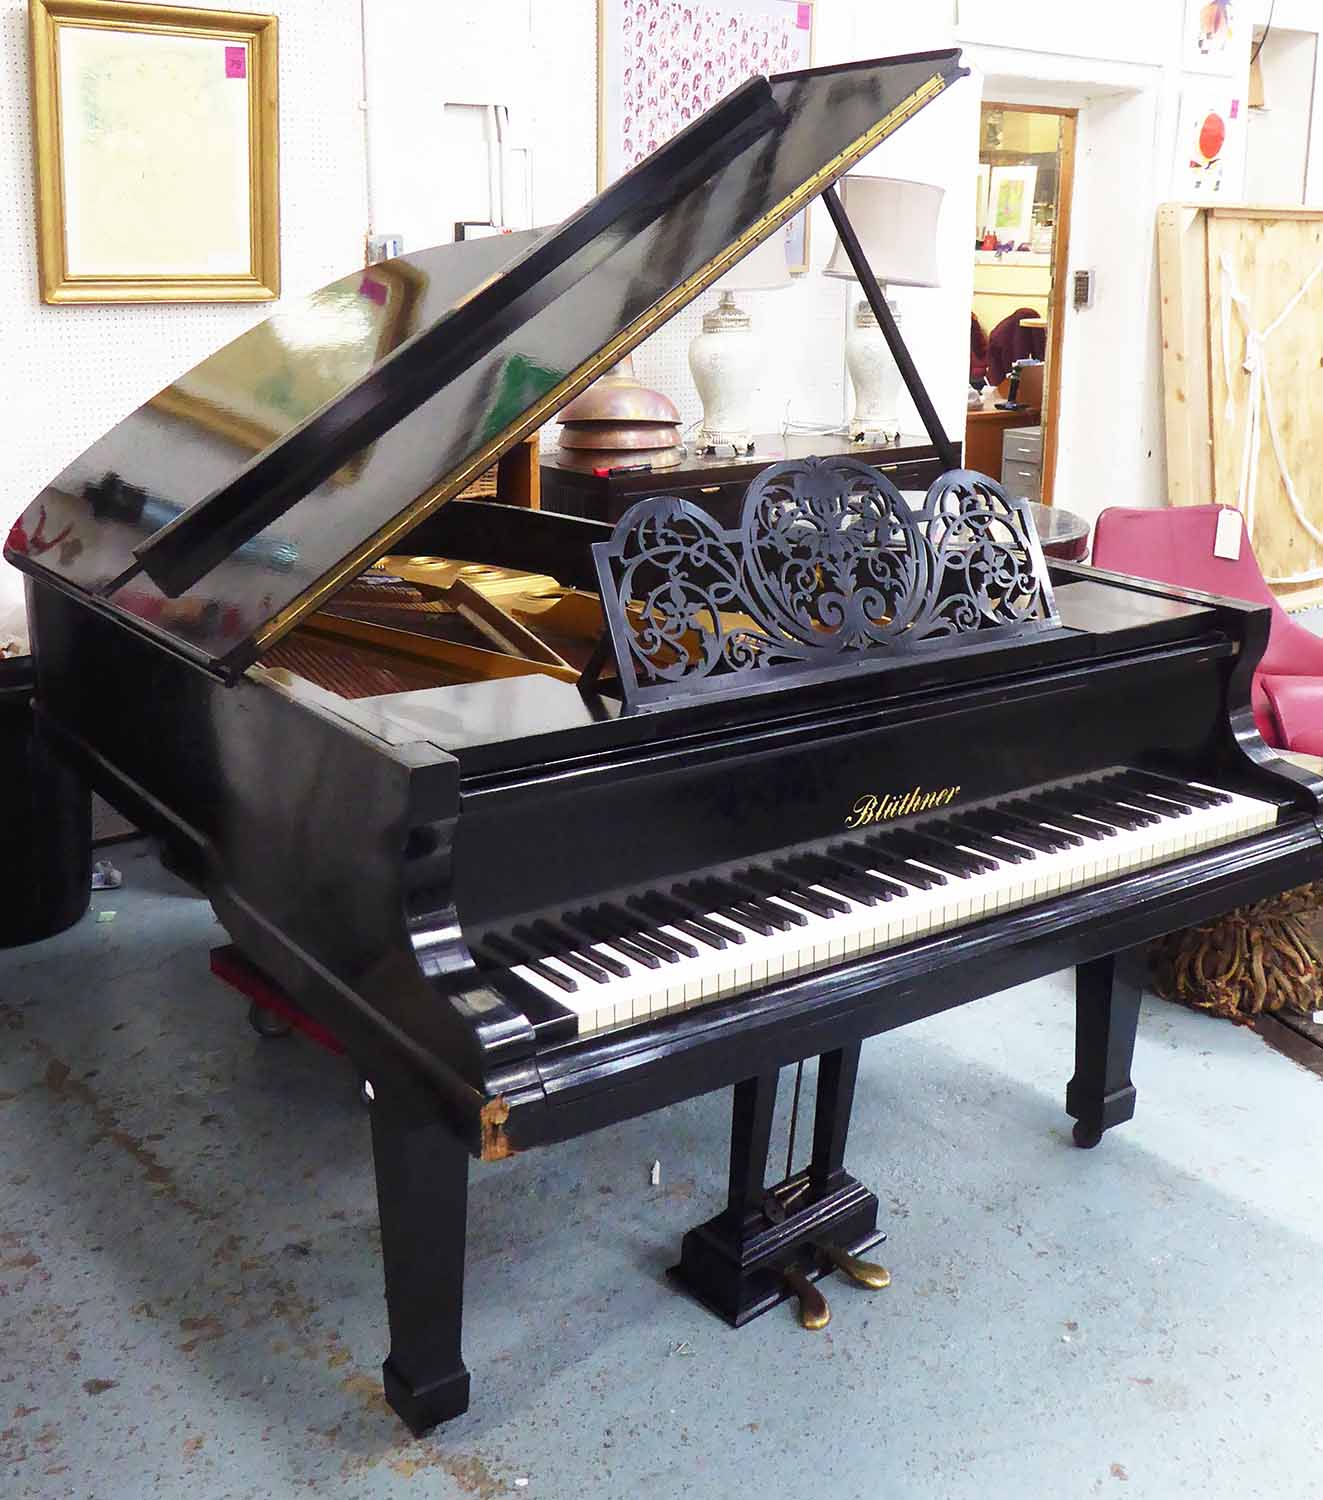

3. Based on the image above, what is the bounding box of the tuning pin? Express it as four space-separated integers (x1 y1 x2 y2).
817 1243 891 1290
782 1267 830 1330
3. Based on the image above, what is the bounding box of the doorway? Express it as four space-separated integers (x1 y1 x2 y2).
968 104 1076 507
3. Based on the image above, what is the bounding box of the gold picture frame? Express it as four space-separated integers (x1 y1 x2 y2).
29 0 280 304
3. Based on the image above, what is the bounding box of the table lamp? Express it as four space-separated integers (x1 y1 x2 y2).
688 231 791 454
823 176 944 441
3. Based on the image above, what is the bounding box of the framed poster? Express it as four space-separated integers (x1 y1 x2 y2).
29 0 279 304
988 164 1037 248
598 0 814 271
1183 0 1241 74
1173 86 1243 198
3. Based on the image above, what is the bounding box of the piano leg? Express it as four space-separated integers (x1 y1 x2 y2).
670 1044 882 1326
1066 949 1144 1149
369 1100 472 1434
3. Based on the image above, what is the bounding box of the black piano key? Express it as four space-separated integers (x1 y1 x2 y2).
1104 771 1196 813
565 909 662 970
1095 774 1194 818
755 865 850 917
627 888 723 948
1032 790 1123 832
995 808 1083 849
1098 783 1186 819
596 905 684 963
717 877 808 930
515 923 610 984
796 854 884 907
1017 796 1111 841
844 842 943 889
676 881 774 937
910 827 1000 874
829 845 917 895
1124 769 1227 807
582 944 631 978
643 923 699 959
548 948 611 984
775 883 844 920
877 830 974 878
963 809 1057 852
666 904 743 947
483 932 578 993
493 967 580 1044
940 819 1030 863
1080 779 1173 820
1064 790 1155 830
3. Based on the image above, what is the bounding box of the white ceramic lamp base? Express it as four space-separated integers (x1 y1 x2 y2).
689 291 761 453
845 297 902 442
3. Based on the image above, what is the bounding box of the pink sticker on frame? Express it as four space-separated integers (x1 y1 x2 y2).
796 3 811 28
225 45 247 79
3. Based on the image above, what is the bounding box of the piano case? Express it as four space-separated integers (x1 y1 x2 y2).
7 48 1323 1434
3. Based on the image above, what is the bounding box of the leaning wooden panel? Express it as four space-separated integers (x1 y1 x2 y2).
1206 209 1323 607
1156 203 1213 507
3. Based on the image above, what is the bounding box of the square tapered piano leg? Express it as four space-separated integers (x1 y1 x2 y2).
671 1044 883 1325
369 1098 472 1433
1066 949 1144 1149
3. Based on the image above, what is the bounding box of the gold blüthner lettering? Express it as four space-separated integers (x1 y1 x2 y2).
845 786 961 829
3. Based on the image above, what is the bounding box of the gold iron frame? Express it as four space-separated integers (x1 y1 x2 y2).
29 0 280 304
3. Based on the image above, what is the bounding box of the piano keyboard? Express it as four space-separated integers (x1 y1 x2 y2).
485 771 1280 1039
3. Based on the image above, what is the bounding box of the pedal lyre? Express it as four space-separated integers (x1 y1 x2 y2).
781 1267 830 1330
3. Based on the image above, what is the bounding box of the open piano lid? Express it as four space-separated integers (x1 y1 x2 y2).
5 51 968 680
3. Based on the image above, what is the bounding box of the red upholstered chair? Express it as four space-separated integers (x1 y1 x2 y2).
1090 503 1323 753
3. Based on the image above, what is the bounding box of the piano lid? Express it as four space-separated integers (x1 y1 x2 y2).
5 51 968 678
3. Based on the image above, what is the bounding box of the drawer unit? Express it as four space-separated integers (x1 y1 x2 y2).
1003 425 1043 464
1001 423 1043 501
1000 457 1042 502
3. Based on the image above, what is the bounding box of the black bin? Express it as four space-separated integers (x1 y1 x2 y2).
0 657 91 946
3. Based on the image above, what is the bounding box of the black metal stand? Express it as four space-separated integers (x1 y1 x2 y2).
1066 950 1144 1149
370 1101 472 1434
670 1043 881 1325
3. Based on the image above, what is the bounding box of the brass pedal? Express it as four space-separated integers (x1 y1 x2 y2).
782 1266 831 1330
817 1243 891 1290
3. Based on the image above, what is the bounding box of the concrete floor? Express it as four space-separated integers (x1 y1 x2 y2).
3 842 1323 1500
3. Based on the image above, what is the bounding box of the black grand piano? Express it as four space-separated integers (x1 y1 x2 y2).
9 51 1323 1434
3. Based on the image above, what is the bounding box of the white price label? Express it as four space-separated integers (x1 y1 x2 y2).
1213 508 1243 560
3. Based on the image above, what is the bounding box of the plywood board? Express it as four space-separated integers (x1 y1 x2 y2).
1158 202 1323 608
1157 203 1213 507
1206 211 1323 605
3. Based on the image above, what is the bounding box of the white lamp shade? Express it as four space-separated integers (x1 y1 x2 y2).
823 176 944 288
715 228 792 292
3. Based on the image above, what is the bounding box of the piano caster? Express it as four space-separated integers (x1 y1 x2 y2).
1072 1120 1104 1150
247 1001 292 1040
782 1267 830 1330
816 1241 891 1290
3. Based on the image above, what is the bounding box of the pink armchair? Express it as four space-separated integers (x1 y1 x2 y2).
1090 504 1323 753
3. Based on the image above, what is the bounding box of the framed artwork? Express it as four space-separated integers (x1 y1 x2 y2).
988 164 1037 248
1183 0 1241 73
597 0 814 272
29 0 280 304
150 261 423 478
1173 86 1243 198
975 162 992 239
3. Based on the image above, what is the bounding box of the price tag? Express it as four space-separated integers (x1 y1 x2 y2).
1214 508 1243 560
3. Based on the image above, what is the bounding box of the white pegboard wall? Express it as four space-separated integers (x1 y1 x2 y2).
0 0 368 620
